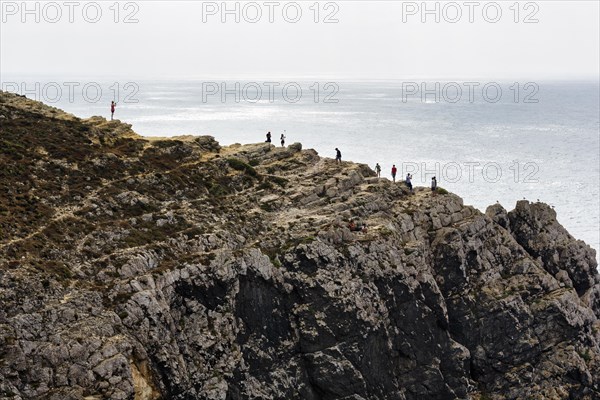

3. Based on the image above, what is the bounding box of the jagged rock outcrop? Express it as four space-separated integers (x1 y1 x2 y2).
1 91 599 400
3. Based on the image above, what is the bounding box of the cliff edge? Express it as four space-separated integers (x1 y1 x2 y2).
1 91 599 400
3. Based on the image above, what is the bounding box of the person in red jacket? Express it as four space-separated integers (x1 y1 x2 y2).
110 101 116 120
391 164 397 182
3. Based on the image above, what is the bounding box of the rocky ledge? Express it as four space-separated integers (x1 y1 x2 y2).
0 91 599 400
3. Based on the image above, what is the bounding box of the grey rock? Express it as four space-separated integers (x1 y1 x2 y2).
0 90 598 400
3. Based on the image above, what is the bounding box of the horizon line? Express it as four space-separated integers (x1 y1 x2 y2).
1 74 599 83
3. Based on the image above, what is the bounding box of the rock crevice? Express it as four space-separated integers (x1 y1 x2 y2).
0 91 599 399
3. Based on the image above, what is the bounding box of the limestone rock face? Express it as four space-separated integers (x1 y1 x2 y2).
1 91 599 399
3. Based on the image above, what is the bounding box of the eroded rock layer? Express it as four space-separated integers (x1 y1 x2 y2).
0 91 599 400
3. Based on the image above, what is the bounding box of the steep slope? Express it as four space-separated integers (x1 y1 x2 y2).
0 91 599 400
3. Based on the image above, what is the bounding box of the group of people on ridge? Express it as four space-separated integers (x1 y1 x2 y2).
335 150 439 194
265 131 286 147
106 105 431 197
106 105 440 196
375 162 437 194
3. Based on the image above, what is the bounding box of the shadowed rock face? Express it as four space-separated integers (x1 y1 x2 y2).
0 91 599 400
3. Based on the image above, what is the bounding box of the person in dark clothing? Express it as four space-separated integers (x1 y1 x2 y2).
391 165 397 182
281 132 286 147
406 173 413 192
266 132 272 143
335 148 342 163
431 176 437 195
375 163 381 177
110 101 116 120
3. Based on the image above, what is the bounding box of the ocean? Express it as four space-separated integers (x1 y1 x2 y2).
2 78 599 259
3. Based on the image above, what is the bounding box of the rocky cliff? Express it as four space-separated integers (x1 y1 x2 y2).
0 91 599 400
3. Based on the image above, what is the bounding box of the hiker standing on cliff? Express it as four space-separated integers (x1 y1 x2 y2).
406 173 413 193
391 164 397 182
431 176 437 194
110 101 116 120
335 148 342 163
281 132 286 147
266 131 272 143
375 163 381 178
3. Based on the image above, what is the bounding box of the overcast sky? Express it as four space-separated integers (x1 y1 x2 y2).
1 1 599 80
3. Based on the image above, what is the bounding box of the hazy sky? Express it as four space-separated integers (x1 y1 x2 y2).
1 1 599 79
